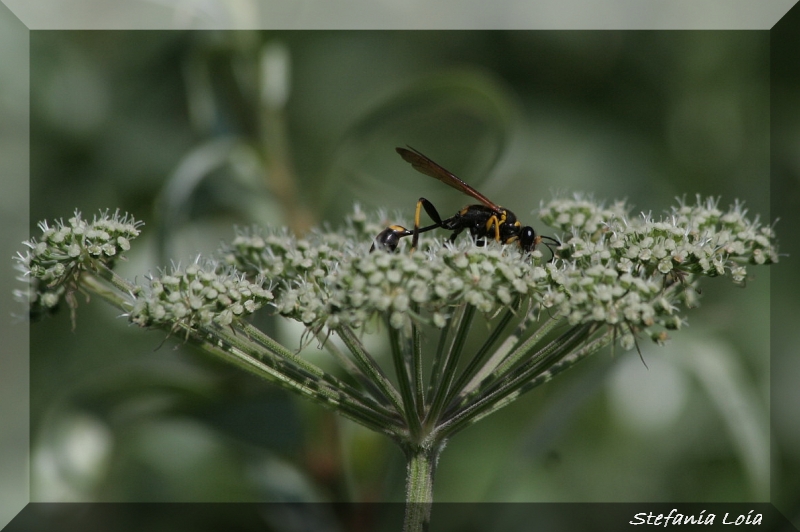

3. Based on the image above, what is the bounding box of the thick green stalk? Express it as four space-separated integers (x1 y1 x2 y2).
403 442 442 532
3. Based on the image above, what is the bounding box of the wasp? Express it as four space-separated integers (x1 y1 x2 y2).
371 147 560 256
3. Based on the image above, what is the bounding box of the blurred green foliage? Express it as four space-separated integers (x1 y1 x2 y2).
29 29 783 519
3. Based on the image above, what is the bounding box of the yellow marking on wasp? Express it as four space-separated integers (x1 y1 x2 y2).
414 201 424 230
486 214 502 241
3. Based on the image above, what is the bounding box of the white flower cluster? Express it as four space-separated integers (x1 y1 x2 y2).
221 209 551 331
542 262 680 347
221 197 776 346
15 196 777 353
536 195 778 344
128 260 273 329
325 242 549 330
15 209 142 318
541 195 778 283
539 195 629 235
221 226 347 327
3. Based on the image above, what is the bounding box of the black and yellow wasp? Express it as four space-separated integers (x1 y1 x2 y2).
371 147 559 255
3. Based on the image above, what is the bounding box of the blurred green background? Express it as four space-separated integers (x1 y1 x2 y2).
25 28 793 526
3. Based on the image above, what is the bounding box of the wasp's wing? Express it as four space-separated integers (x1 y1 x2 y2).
396 147 501 211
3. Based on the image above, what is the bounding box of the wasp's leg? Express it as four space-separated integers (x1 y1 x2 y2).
484 214 502 242
447 226 467 245
411 197 444 250
371 225 412 252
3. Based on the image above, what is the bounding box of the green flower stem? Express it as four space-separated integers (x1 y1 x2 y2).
92 262 139 296
448 314 574 414
211 323 402 431
425 304 476 428
336 325 406 419
486 324 599 405
455 330 615 432
240 322 327 377
443 301 519 410
439 326 611 439
388 323 423 438
440 323 592 432
425 306 459 405
485 311 566 384
78 272 135 313
195 327 402 437
403 442 442 532
315 330 390 406
522 329 614 388
411 305 425 416
475 323 596 405
84 266 401 434
240 321 382 408
456 311 561 400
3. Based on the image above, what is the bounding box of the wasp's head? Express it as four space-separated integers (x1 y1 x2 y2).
518 226 538 252
370 225 411 253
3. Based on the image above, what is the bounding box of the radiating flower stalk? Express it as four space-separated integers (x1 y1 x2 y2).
15 197 778 532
